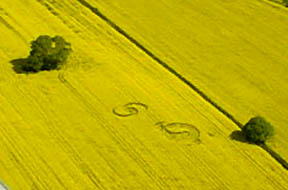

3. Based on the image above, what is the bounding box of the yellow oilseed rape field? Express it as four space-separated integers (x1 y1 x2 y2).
0 0 288 189
84 0 288 161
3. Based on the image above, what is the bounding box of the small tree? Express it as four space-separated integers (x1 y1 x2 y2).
23 35 72 72
284 0 288 7
242 116 274 144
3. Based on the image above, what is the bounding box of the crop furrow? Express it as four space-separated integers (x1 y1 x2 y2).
59 72 171 190
74 0 288 172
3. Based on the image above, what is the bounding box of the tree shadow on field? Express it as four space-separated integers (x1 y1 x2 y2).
10 58 35 74
230 130 253 144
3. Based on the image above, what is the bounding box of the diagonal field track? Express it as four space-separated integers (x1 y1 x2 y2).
79 0 288 165
0 0 288 189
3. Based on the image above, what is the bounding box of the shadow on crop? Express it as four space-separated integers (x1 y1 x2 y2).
10 58 35 74
230 130 251 144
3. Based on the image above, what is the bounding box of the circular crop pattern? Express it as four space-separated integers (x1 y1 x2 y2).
155 121 201 145
112 102 148 117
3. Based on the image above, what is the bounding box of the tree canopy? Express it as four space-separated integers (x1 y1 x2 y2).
22 35 72 72
242 116 274 144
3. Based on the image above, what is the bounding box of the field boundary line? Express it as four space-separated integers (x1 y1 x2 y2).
75 0 288 171
75 0 243 127
260 0 288 12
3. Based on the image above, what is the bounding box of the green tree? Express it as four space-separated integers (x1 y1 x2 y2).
284 0 288 7
242 116 274 144
24 35 72 72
